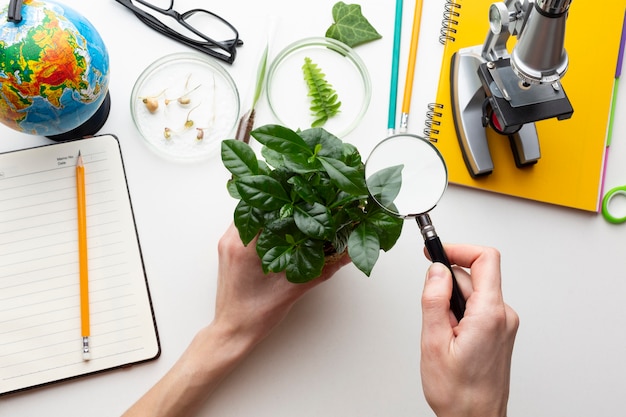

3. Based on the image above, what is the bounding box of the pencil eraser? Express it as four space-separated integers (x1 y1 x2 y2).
82 351 91 361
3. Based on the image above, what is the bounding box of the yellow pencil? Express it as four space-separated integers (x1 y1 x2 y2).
400 0 424 132
76 151 90 361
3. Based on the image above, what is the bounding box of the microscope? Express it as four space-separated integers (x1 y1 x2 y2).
450 0 574 177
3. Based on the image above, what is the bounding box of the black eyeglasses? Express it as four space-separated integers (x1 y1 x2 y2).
115 0 243 64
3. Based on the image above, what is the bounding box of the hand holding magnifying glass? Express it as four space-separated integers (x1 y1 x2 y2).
365 134 466 321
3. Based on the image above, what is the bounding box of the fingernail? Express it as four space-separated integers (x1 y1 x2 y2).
427 263 448 280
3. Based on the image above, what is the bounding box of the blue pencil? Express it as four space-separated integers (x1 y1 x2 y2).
388 0 403 135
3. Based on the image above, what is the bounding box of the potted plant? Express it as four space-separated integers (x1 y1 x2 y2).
220 124 403 283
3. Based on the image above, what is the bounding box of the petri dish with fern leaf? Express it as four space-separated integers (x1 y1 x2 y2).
266 37 371 138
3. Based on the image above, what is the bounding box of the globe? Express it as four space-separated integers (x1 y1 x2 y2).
0 0 110 140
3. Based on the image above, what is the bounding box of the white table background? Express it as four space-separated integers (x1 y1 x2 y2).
2 1 626 416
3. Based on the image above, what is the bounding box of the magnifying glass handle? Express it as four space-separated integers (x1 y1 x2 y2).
416 215 466 322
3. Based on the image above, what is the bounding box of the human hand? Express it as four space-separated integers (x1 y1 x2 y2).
420 245 519 417
213 223 351 347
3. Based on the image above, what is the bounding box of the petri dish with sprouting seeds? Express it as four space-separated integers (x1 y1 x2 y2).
131 52 240 162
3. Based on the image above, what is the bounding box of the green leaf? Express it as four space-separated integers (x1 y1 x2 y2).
318 156 368 196
299 128 344 159
256 228 295 274
326 2 382 48
342 142 363 167
261 146 285 169
226 178 241 199
221 139 259 177
302 57 341 128
233 200 265 245
236 175 290 210
286 240 325 283
347 223 380 276
280 203 294 219
251 125 312 156
252 44 269 109
294 202 334 240
332 224 351 255
365 210 404 251
288 175 318 204
366 164 403 206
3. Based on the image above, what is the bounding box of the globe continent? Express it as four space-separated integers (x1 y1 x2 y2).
0 0 110 136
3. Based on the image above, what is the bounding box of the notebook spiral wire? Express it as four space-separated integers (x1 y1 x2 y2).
439 0 461 45
424 103 444 141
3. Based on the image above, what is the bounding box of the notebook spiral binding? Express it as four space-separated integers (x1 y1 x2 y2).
424 103 444 142
439 0 461 45
426 0 461 141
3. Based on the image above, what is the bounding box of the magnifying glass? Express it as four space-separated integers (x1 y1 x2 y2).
365 134 466 322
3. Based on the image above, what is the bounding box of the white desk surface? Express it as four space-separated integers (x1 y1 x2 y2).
3 1 626 416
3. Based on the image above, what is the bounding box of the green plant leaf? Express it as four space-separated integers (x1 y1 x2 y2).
288 175 318 204
221 139 259 178
280 203 294 219
236 175 290 210
365 210 404 251
332 224 351 254
326 2 382 48
366 164 403 206
342 142 362 167
347 223 380 276
256 228 295 274
299 128 344 159
286 239 325 283
252 44 269 109
294 202 334 240
251 125 313 156
226 178 241 199
302 57 341 128
233 200 265 245
261 146 285 169
318 156 367 196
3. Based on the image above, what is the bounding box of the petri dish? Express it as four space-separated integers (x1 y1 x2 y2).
131 52 240 162
266 37 371 138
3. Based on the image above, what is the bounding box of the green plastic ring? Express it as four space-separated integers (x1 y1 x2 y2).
602 185 626 224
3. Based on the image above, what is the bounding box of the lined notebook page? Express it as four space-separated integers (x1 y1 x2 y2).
0 135 159 396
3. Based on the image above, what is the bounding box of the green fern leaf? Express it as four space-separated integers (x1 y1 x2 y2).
302 57 341 128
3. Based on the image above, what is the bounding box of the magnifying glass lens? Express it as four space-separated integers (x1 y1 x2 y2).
365 134 448 217
364 134 466 322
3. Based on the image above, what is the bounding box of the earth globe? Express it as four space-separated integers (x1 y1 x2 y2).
0 0 110 140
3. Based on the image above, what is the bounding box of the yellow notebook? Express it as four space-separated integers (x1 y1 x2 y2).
427 0 626 212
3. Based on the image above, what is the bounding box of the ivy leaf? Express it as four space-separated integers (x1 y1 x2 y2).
326 2 382 48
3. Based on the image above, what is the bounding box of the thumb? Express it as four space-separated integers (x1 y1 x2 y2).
421 263 454 339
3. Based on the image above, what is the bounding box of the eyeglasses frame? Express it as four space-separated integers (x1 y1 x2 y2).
115 0 243 64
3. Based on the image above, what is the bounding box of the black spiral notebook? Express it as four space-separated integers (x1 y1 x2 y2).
0 134 160 396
